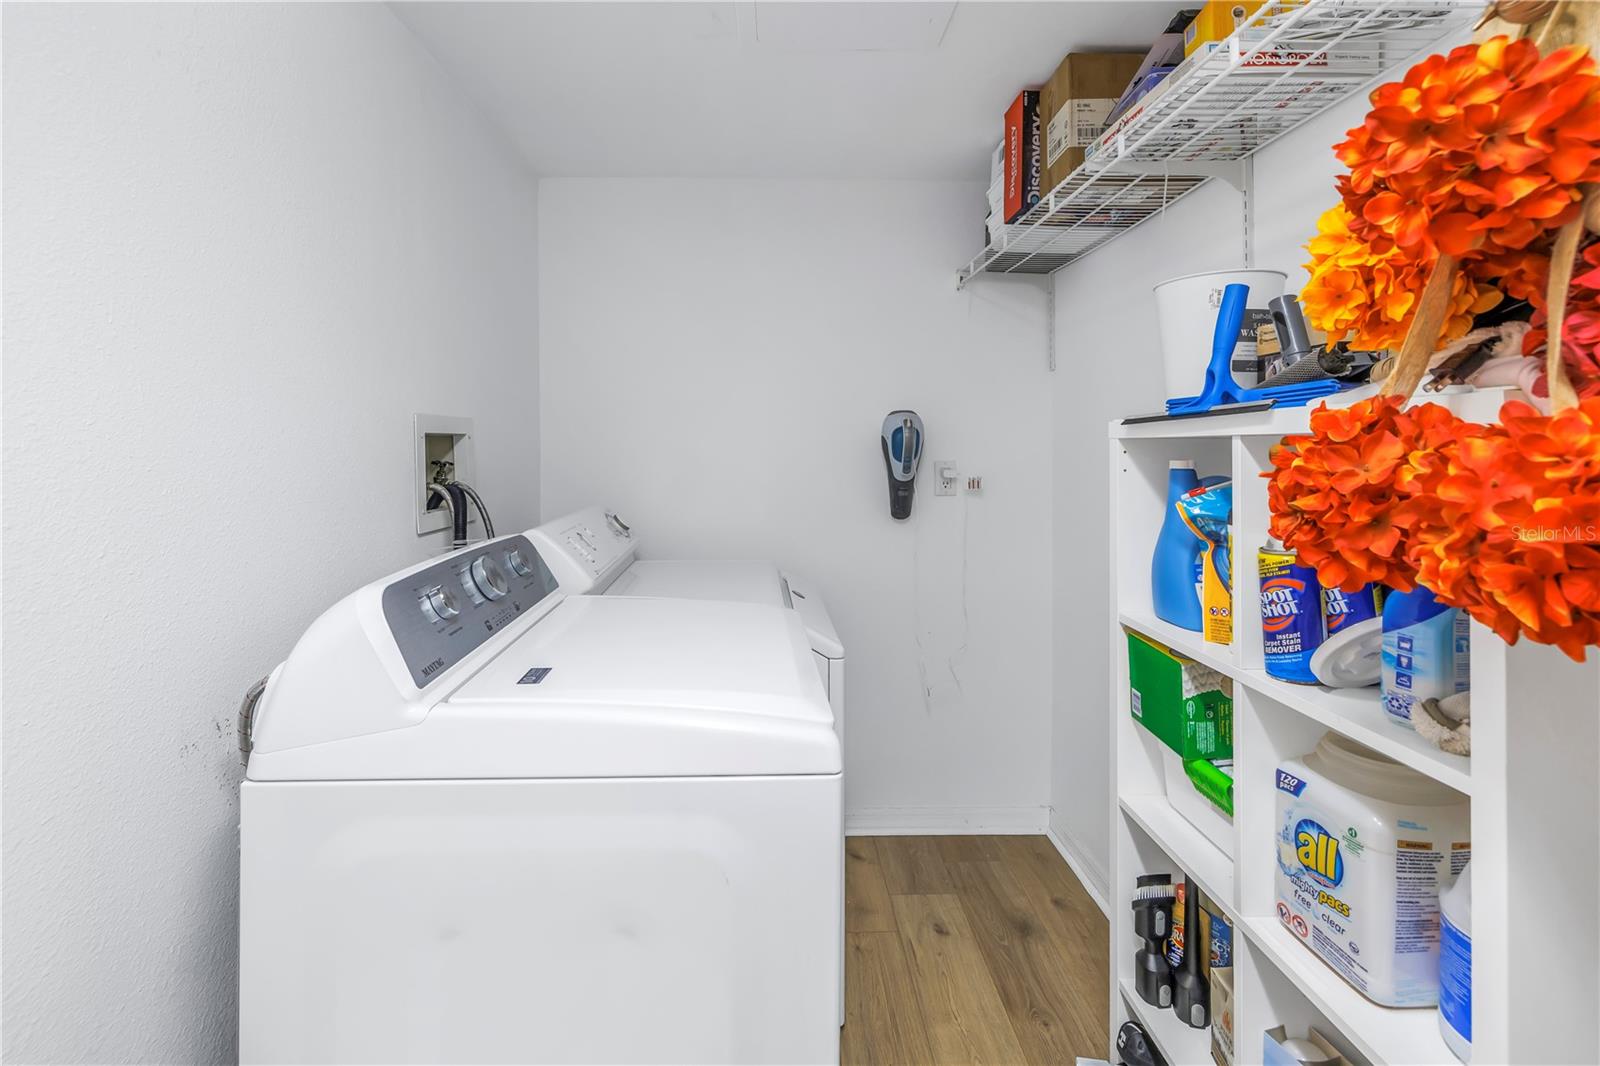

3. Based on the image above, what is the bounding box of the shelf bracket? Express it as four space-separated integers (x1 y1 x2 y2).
1101 157 1249 192
1045 279 1056 372
1242 155 1255 268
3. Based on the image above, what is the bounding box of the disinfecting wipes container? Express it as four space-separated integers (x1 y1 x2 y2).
1275 733 1469 1007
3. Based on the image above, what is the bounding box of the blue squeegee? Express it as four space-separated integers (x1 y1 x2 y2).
1165 284 1345 415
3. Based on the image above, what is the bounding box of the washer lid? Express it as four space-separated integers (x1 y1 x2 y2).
248 596 839 782
451 594 822 719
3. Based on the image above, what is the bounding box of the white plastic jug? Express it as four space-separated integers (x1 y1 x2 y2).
1439 863 1471 1061
1275 733 1470 1007
1154 269 1287 396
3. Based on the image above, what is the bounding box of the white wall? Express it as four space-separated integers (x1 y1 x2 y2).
1046 68 1472 899
539 179 1054 831
2 5 540 1061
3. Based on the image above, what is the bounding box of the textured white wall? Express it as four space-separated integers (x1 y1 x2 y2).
539 178 1054 831
1046 39 1470 900
2 5 540 1061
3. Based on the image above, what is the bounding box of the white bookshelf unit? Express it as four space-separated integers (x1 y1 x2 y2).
1108 384 1600 1065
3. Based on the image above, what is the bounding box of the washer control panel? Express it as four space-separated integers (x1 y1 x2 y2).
557 512 633 579
381 535 560 688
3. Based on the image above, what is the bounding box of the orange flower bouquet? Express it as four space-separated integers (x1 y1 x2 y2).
1269 11 1600 660
1393 394 1600 661
1268 395 1450 592
1301 34 1600 369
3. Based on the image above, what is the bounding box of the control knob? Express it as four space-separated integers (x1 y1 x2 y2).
420 583 461 623
469 555 510 601
505 548 535 577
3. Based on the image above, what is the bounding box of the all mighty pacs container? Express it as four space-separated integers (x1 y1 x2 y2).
1275 733 1470 1007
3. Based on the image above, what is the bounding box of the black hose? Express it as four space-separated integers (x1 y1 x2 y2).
445 483 469 548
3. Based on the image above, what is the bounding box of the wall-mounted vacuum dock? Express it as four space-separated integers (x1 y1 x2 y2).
879 410 923 520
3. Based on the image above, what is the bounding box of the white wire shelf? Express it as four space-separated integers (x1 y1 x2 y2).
958 0 1482 286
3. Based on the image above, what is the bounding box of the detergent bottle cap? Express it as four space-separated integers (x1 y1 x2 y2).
1170 460 1195 470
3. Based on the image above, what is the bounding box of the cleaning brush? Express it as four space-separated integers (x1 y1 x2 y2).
1131 873 1176 1008
1258 294 1376 389
1258 349 1338 388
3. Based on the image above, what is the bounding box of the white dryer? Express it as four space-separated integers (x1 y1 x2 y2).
527 508 850 1026
239 534 841 1065
527 507 845 742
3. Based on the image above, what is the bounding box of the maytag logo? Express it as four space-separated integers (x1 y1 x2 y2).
420 657 446 677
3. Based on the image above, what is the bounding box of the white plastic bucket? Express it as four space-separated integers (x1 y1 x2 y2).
1154 269 1287 397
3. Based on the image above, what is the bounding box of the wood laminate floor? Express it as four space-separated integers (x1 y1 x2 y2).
841 835 1110 1066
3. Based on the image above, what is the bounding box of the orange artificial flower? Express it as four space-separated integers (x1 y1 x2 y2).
1267 396 1440 592
1337 38 1600 263
1302 205 1500 350
1398 399 1600 660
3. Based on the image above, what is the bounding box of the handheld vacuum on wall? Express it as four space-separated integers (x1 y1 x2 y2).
880 410 923 520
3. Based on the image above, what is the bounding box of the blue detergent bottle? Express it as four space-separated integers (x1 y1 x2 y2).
1152 461 1204 631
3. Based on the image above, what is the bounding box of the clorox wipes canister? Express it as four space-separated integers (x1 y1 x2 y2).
1275 733 1470 1007
1381 585 1469 728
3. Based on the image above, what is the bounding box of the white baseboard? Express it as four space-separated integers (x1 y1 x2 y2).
1046 808 1110 917
845 805 1048 836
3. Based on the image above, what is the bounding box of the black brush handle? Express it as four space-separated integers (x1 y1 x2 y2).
1171 876 1210 1029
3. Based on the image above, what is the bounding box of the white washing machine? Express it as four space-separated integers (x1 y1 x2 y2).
526 507 844 741
239 534 841 1065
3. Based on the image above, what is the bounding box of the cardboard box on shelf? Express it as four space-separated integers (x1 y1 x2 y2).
1229 36 1381 74
1003 90 1042 222
1210 965 1235 1066
1125 628 1233 761
1105 8 1195 126
1088 41 1220 163
1039 52 1145 193
1184 0 1266 56
1105 67 1176 128
1263 1027 1350 1066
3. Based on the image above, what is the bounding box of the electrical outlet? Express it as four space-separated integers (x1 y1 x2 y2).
414 414 478 536
934 460 958 496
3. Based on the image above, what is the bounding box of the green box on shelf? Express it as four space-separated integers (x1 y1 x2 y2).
1126 628 1232 761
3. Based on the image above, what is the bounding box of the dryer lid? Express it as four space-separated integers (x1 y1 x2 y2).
609 560 843 660
608 558 786 607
